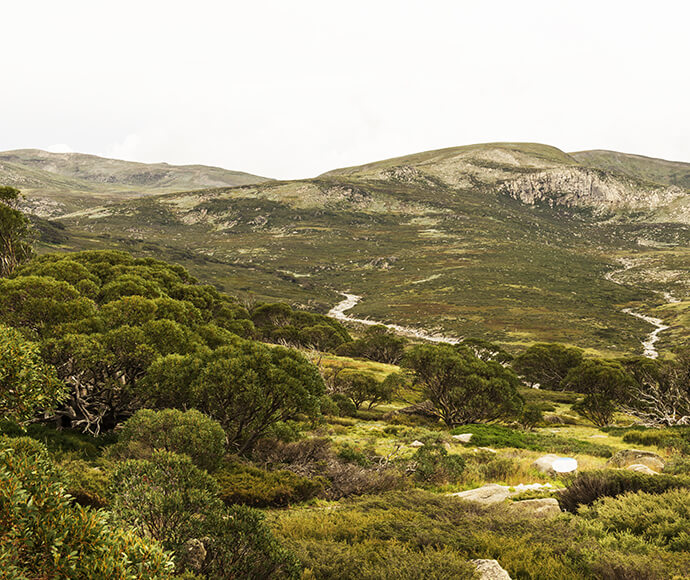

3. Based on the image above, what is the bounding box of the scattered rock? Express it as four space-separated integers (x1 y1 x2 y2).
474 447 497 453
509 498 562 518
452 433 473 443
532 454 578 475
607 449 665 472
410 440 425 448
472 559 512 579
452 483 554 505
627 463 659 475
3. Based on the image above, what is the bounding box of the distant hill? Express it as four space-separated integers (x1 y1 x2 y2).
0 149 271 216
46 142 689 357
572 149 690 190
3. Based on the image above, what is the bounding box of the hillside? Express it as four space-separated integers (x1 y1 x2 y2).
0 148 270 216
37 142 688 357
573 149 690 190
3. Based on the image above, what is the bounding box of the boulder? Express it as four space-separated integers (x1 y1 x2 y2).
627 463 659 475
607 449 664 472
472 559 512 580
410 440 424 448
181 538 207 572
452 484 512 504
509 497 562 518
452 483 554 505
532 454 578 475
452 433 473 443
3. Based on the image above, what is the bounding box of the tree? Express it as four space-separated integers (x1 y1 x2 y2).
621 349 690 426
402 343 524 426
336 325 407 364
512 342 584 389
144 341 325 454
0 186 33 277
0 325 66 423
563 358 635 426
330 370 397 410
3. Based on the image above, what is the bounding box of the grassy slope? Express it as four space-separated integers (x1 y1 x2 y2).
0 148 271 215
572 149 690 190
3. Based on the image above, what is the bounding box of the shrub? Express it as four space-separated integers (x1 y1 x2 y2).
410 443 466 484
559 470 690 512
0 436 174 579
113 408 226 471
60 458 112 508
580 488 690 551
110 450 299 577
215 463 325 507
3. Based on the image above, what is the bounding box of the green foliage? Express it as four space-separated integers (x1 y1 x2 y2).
403 343 524 426
0 325 66 422
329 369 395 410
580 488 690 551
410 442 466 484
145 342 324 454
513 342 584 389
251 302 351 351
60 458 112 508
335 325 407 364
519 404 544 430
565 358 636 426
559 469 690 513
0 436 175 579
113 408 226 472
449 424 614 457
110 450 299 578
0 186 33 277
214 462 325 507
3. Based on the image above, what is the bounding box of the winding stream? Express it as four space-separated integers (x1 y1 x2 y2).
327 292 462 344
604 260 673 359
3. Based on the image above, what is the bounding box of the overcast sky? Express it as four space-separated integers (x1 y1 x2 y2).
1 1 688 179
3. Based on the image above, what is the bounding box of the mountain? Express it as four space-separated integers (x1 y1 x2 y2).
20 142 690 357
0 149 271 216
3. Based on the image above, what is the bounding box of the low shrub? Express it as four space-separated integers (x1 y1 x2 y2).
215 463 326 507
559 470 690 512
60 459 112 508
409 443 465 485
450 424 614 457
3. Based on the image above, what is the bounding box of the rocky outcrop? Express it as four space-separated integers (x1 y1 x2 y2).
472 559 512 580
452 433 473 443
607 449 665 472
627 463 659 475
498 167 684 211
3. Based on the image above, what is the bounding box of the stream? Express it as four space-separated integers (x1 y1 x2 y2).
604 260 674 359
327 292 462 344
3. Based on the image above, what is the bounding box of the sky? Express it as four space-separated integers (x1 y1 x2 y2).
1 0 688 180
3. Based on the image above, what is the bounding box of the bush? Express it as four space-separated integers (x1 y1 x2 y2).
110 450 300 578
113 408 226 471
60 458 112 508
559 470 690 512
0 436 174 579
215 462 325 507
410 443 466 484
580 488 690 551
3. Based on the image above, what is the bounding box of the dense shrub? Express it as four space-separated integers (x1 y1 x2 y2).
0 325 66 422
410 443 466 484
215 462 326 507
110 450 299 577
60 458 112 508
580 489 690 551
113 408 226 471
559 470 690 512
335 325 407 364
0 436 174 579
